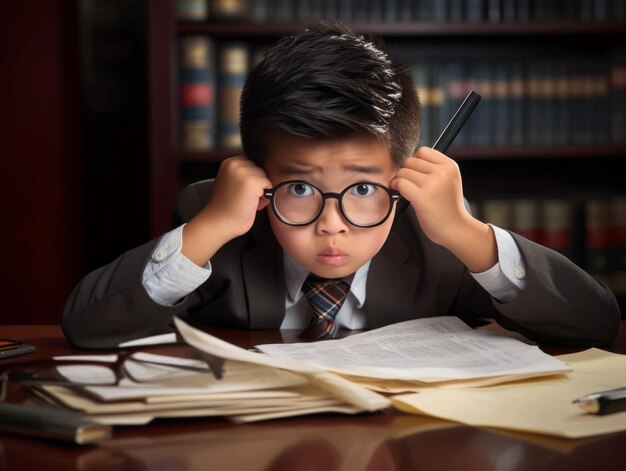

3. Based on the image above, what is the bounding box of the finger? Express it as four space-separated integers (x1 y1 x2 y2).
402 155 437 174
390 177 425 202
414 146 448 164
393 167 429 188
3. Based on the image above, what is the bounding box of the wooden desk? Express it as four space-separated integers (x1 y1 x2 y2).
1 323 625 471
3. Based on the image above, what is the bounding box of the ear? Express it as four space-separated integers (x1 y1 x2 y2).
257 197 270 211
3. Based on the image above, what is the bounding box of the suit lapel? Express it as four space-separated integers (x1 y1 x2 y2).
242 213 286 328
364 226 421 329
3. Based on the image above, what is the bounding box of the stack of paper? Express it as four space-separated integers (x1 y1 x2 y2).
30 315 596 429
32 353 388 425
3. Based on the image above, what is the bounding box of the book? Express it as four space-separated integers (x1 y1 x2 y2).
176 0 209 21
179 36 216 152
210 0 250 20
218 42 249 150
0 402 112 444
482 199 513 230
511 199 542 244
610 49 626 143
492 62 511 147
540 198 575 261
585 198 612 285
609 196 626 297
412 62 433 147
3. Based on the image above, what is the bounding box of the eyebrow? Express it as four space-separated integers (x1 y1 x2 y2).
342 164 384 174
277 163 384 176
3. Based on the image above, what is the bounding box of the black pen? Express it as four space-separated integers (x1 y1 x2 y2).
573 386 626 415
398 90 482 214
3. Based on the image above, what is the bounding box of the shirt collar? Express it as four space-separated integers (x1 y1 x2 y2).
283 252 370 308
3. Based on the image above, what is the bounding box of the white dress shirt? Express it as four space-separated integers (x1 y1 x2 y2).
143 224 527 329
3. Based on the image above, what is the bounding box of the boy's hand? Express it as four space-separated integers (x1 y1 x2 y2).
182 156 272 266
392 147 497 273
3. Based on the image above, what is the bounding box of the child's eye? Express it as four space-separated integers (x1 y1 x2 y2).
287 182 315 197
350 183 376 197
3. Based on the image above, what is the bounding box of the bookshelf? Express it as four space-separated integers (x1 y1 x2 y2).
147 1 626 313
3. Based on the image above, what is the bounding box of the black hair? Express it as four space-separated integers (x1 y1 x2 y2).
240 21 421 167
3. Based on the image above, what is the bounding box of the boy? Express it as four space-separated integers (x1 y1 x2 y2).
62 22 619 349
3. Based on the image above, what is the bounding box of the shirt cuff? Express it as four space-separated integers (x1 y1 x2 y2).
471 224 527 303
142 224 212 306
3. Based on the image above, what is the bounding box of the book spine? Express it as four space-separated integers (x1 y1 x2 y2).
448 0 465 21
512 199 542 244
552 62 570 145
218 42 249 150
541 199 575 261
609 196 626 297
179 36 216 152
210 0 250 20
466 0 486 22
442 62 471 146
482 199 513 230
412 62 432 147
569 60 591 145
508 61 525 146
338 0 354 22
492 63 510 146
525 59 541 146
272 1 295 22
592 61 610 145
487 0 502 22
176 0 209 21
610 49 626 144
250 0 268 22
471 61 493 147
585 198 612 285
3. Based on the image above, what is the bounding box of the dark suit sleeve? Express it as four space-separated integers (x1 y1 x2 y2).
452 232 620 346
61 238 202 349
490 233 620 346
62 180 214 349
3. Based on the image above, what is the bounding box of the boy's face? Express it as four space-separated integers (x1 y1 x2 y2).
264 135 399 279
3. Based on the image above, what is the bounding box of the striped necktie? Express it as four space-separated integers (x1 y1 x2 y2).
300 276 350 340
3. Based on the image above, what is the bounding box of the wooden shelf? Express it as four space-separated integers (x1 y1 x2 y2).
179 144 626 164
177 20 626 37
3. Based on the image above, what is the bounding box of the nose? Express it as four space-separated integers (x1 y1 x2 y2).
315 198 349 235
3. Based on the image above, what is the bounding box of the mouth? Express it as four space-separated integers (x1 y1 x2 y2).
316 248 349 266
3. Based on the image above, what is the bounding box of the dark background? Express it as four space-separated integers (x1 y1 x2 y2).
1 0 151 324
1 1 624 325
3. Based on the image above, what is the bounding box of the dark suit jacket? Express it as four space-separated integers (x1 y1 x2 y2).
62 180 621 349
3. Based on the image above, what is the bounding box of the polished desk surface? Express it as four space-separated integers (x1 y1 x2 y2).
1 322 625 471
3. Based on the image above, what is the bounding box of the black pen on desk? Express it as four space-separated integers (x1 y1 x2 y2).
573 386 626 415
397 90 482 214
0 402 112 444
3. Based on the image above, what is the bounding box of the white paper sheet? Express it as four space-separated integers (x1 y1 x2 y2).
255 316 570 381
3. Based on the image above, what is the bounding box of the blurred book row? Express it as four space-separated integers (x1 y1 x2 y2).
178 35 626 152
411 51 626 148
176 0 626 23
469 195 626 298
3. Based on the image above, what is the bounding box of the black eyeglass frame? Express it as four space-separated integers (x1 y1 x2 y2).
264 180 402 228
0 342 225 401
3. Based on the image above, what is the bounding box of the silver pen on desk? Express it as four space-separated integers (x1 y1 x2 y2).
573 386 626 415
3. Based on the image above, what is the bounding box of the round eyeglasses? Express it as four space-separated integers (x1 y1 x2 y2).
264 180 401 228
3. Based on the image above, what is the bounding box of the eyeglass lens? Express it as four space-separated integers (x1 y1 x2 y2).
272 182 393 226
